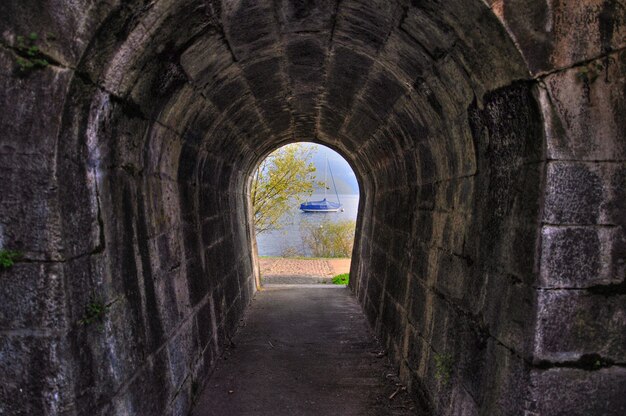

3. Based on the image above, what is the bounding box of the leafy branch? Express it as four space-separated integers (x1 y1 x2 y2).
251 144 323 234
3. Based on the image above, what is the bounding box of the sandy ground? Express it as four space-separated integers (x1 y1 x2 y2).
259 257 352 285
327 258 351 275
259 257 351 277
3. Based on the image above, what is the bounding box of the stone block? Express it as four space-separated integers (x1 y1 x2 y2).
479 272 534 354
56 161 102 259
474 341 530 416
434 54 475 113
222 0 279 60
151 229 183 278
0 263 67 330
154 85 204 137
386 91 431 149
153 270 186 337
108 111 151 172
435 252 470 301
180 31 235 87
529 367 626 416
360 69 408 123
407 277 434 339
404 323 429 377
448 122 478 179
440 212 468 255
535 290 626 362
0 0 114 66
166 319 195 389
543 162 626 225
186 255 209 307
242 57 284 102
276 0 334 33
143 124 183 177
0 50 75 259
447 387 479 416
540 225 626 288
384 29 433 87
344 107 384 145
97 1 210 97
334 0 399 53
379 296 406 362
285 36 325 71
401 6 455 60
0 334 73 415
205 74 250 113
0 160 64 260
500 0 626 73
322 46 373 121
542 50 626 161
385 260 409 305
496 221 541 281
119 349 174 416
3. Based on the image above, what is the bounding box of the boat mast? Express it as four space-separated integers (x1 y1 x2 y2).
328 159 341 205
324 157 328 200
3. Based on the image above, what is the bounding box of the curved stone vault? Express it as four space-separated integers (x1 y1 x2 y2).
0 1 624 415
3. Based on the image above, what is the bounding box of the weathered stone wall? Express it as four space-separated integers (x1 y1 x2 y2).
0 2 257 415
353 1 626 415
354 81 545 415
511 2 626 414
0 1 624 415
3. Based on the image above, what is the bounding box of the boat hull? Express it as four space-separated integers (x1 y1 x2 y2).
299 198 342 212
300 208 341 213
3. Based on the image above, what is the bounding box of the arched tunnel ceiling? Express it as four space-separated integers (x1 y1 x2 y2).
75 0 530 187
2 2 626 415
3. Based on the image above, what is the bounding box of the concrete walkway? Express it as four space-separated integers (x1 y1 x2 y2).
191 286 418 416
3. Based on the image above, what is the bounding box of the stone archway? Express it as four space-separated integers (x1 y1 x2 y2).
0 1 624 415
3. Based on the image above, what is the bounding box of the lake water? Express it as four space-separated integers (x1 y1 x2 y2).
256 194 360 257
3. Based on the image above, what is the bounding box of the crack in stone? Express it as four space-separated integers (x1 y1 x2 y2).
534 353 626 371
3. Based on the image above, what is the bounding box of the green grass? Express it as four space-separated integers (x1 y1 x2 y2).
331 273 349 285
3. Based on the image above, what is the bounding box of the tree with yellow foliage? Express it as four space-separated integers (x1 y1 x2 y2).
251 144 322 234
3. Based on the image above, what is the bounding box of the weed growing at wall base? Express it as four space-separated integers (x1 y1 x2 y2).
79 296 118 330
576 62 604 84
0 249 22 270
434 352 454 386
14 32 49 75
332 273 349 285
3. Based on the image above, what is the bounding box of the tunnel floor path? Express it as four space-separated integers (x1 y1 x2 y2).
191 286 419 416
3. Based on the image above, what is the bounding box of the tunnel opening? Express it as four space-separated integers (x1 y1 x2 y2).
248 142 361 287
2 1 625 415
9 1 542 413
8 0 543 413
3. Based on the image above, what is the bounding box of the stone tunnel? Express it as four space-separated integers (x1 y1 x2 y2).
1 0 625 415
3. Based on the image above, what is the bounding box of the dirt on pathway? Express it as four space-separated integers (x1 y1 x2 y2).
191 286 419 416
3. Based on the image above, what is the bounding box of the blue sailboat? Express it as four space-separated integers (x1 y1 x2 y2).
300 158 343 213
300 198 342 212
